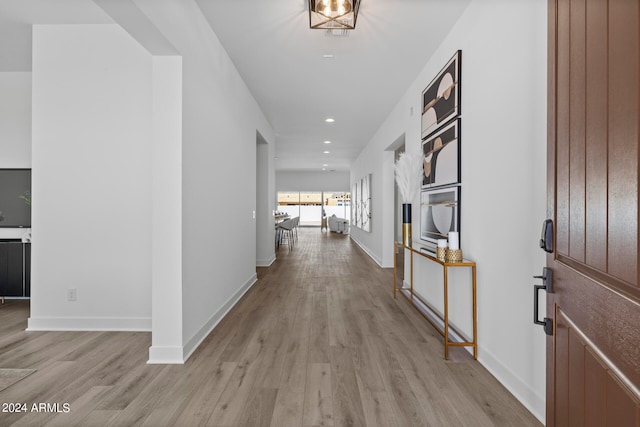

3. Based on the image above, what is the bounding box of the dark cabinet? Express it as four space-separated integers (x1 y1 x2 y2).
0 240 30 298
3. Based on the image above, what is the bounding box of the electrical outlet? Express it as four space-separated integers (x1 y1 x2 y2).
67 288 77 302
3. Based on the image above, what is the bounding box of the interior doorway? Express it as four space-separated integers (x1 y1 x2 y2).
255 131 271 267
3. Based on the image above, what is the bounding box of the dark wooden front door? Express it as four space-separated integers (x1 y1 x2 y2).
547 0 640 425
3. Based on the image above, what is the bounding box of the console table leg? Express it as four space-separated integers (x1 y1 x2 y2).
472 265 478 359
410 251 414 298
444 265 449 360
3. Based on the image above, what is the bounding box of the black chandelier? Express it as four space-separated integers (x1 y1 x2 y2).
308 0 361 30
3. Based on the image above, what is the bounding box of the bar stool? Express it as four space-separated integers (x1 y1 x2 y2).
276 218 295 250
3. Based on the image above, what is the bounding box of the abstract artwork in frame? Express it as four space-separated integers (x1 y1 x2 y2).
354 181 361 229
422 119 461 189
351 182 358 228
421 50 461 139
357 178 363 229
361 174 371 232
420 186 460 247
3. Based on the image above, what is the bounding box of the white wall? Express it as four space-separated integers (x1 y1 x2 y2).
25 0 276 363
276 170 350 192
350 0 547 421
132 0 276 360
0 72 32 240
0 72 31 168
149 55 184 363
29 24 153 330
256 134 275 267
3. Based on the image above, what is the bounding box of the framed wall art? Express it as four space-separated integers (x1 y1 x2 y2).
421 50 461 139
420 186 460 246
352 181 360 228
422 119 461 189
351 182 358 228
361 174 371 232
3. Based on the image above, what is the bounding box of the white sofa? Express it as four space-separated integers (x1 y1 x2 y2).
328 214 349 233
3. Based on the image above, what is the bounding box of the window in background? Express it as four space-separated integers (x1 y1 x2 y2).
277 191 322 226
276 191 300 219
277 191 351 227
299 192 322 226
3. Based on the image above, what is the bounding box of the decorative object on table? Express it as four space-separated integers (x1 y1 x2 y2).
420 186 460 246
308 0 361 30
394 148 423 246
445 248 463 262
421 50 461 139
422 119 461 188
436 239 448 260
448 231 459 250
444 231 462 261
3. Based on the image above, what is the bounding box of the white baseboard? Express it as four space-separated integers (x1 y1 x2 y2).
147 345 183 364
26 316 151 331
180 272 258 363
256 255 276 267
349 235 383 267
477 345 545 424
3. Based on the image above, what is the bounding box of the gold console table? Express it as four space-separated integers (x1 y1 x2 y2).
393 241 477 360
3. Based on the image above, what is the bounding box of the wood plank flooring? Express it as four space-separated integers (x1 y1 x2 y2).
0 228 542 426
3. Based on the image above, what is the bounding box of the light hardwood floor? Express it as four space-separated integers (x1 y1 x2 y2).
0 228 542 426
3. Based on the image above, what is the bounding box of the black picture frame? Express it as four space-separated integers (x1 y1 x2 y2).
421 50 461 139
420 186 460 246
351 182 358 228
361 174 371 232
422 119 461 189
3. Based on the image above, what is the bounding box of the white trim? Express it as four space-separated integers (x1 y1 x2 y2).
256 255 276 267
349 235 384 267
0 228 31 239
181 272 258 362
477 345 545 424
147 346 183 364
26 316 151 331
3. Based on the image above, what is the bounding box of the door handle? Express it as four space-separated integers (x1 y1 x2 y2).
533 267 553 336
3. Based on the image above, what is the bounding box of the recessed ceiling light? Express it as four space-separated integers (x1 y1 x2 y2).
323 54 334 59
324 140 331 144
322 168 327 171
322 164 328 167
325 118 335 123
323 151 330 154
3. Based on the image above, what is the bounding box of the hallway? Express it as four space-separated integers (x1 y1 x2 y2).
0 228 541 426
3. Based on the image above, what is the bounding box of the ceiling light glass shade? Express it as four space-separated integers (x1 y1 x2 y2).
309 0 361 30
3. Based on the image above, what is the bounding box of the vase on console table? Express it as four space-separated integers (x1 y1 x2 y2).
402 203 412 247
394 148 422 248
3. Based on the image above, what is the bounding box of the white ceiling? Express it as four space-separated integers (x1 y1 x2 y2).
0 0 471 172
